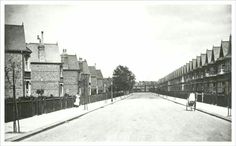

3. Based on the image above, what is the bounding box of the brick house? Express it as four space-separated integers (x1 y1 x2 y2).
26 31 63 97
78 58 91 98
96 69 104 93
88 66 98 95
61 49 80 96
156 35 231 106
5 24 32 98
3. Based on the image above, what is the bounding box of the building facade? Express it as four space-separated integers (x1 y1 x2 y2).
5 24 32 98
156 36 231 107
26 31 63 97
78 59 91 104
96 69 104 93
88 66 98 95
61 49 80 96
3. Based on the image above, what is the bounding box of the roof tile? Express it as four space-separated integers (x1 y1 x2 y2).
88 66 97 77
96 70 103 79
5 24 28 52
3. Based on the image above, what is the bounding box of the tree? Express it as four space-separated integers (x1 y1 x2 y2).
112 65 136 93
36 89 44 97
5 57 21 133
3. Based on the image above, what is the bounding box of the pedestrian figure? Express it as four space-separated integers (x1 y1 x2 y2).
74 93 80 107
186 92 196 111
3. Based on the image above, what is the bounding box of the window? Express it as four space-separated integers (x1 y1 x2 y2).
209 83 216 93
217 82 224 93
209 67 215 75
218 63 225 74
225 61 231 72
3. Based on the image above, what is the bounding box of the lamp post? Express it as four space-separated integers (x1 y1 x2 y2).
81 74 90 110
111 77 113 102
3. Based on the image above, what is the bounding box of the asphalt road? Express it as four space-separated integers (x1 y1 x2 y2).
23 93 231 142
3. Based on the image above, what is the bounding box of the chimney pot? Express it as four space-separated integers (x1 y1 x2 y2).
37 35 41 43
41 31 44 44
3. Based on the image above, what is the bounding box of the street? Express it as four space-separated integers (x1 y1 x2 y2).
23 93 231 142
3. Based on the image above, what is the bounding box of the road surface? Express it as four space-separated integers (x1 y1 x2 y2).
23 93 231 142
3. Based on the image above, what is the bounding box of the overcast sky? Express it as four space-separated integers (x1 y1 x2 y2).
5 3 231 81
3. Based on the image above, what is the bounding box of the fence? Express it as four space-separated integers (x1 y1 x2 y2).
80 92 125 104
5 92 126 123
152 90 231 107
5 96 75 122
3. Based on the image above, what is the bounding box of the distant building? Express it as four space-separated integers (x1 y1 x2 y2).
96 69 104 93
61 49 80 96
26 31 63 97
103 78 112 92
88 66 98 95
133 81 158 92
5 24 32 98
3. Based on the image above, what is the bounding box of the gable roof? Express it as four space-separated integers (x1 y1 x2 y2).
5 24 30 53
189 61 193 71
88 66 97 77
186 63 190 73
221 41 231 57
178 68 181 76
201 54 207 66
61 55 79 70
183 65 187 74
192 59 197 70
181 66 184 75
206 50 214 64
79 60 90 75
213 46 221 61
196 56 201 68
96 70 103 79
27 43 61 63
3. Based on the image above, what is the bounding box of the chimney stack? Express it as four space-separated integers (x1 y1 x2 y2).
62 49 67 54
37 35 41 44
41 31 44 45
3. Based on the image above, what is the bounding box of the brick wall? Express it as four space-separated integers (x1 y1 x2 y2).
5 53 24 98
97 79 104 93
90 77 97 89
31 63 61 97
63 70 79 96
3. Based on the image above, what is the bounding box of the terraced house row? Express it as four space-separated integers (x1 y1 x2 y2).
5 24 108 99
156 35 232 107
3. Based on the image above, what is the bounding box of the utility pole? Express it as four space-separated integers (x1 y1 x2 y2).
83 75 89 110
12 62 20 133
83 78 86 110
111 78 113 102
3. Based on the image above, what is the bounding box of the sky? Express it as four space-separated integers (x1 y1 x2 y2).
5 3 231 81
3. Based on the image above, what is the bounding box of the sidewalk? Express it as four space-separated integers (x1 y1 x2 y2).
152 93 232 122
4 94 131 142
